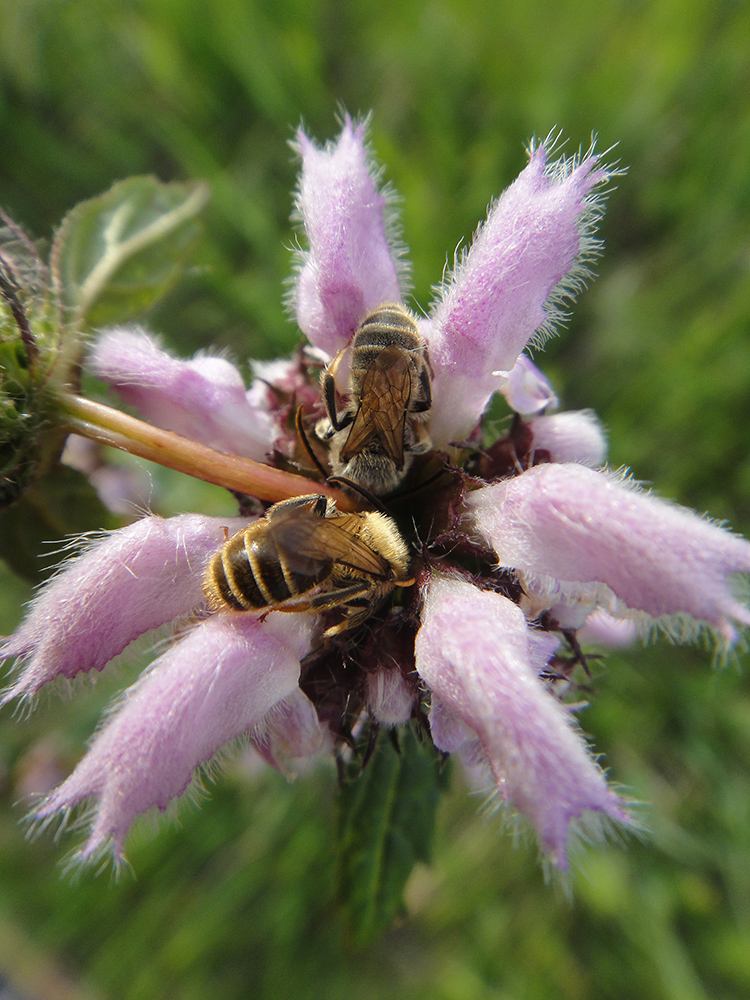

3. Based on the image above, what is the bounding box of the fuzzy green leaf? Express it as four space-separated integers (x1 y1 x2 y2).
336 725 449 948
51 176 209 327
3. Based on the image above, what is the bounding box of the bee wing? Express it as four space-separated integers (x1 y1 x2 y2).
340 347 411 467
273 511 391 579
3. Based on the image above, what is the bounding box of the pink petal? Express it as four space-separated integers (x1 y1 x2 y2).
36 613 313 860
88 327 275 460
61 435 152 514
1 514 247 701
429 630 559 755
428 692 477 753
250 687 326 776
502 354 559 415
366 667 415 726
529 410 607 467
291 116 405 357
578 609 639 649
468 464 750 643
427 140 609 446
415 576 627 866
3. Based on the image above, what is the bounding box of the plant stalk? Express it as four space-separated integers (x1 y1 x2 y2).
58 393 356 509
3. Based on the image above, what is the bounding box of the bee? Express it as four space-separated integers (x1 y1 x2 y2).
204 494 413 637
316 303 433 495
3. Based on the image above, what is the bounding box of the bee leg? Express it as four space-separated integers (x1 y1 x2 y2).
322 603 376 638
253 580 343 616
260 581 374 621
295 406 330 479
306 581 374 611
412 365 433 413
406 418 432 454
326 476 389 515
266 494 329 521
322 370 353 432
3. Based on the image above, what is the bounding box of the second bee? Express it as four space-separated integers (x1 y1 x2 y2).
316 303 433 496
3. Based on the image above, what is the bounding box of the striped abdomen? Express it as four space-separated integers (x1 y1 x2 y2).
205 522 329 611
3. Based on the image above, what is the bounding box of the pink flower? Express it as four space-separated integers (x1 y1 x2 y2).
89 326 277 460
35 614 315 861
468 464 750 644
3 115 749 872
415 577 628 867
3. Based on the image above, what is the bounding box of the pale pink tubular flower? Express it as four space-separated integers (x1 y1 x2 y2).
578 609 639 649
3 115 749 872
249 688 328 776
291 114 407 357
89 326 276 461
35 614 314 862
426 138 608 447
365 666 415 727
501 354 559 416
0 513 247 701
467 464 750 644
415 577 627 868
528 410 607 467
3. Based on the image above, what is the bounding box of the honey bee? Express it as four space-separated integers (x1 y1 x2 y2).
204 494 413 637
316 303 433 495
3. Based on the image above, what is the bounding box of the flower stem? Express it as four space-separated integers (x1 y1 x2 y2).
58 393 357 509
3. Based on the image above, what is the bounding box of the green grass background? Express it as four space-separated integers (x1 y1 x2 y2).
2 0 750 997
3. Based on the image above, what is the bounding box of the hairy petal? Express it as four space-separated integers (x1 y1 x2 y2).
1 514 247 701
529 410 607 467
429 629 559 755
415 576 627 866
61 435 152 514
291 116 404 356
579 609 639 649
366 667 415 726
428 141 608 446
89 327 275 460
469 464 750 643
502 354 558 416
429 693 478 754
249 687 326 776
36 614 313 860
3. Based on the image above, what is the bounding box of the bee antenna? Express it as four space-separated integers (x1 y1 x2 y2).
295 405 330 479
388 461 450 502
326 475 389 515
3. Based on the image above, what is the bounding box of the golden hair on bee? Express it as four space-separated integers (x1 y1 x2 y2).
204 494 413 637
316 303 433 496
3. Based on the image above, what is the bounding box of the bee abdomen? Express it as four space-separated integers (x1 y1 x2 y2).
205 533 268 610
354 304 420 353
206 553 247 611
206 526 331 612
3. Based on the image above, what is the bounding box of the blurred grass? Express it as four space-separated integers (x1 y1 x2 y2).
2 0 750 997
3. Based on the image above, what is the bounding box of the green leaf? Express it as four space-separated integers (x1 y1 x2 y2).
50 176 209 328
336 724 449 948
0 464 117 581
